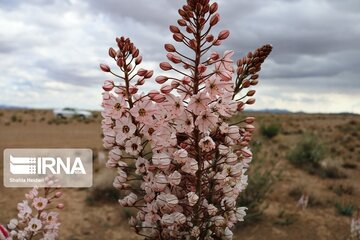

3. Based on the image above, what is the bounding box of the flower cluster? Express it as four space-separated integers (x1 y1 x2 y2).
1 187 63 240
100 0 271 239
351 209 360 240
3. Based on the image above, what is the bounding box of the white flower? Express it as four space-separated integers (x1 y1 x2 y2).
167 171 182 186
199 136 216 152
235 207 247 222
224 227 233 240
7 218 18 230
187 192 199 206
124 136 142 156
27 218 42 232
152 152 171 171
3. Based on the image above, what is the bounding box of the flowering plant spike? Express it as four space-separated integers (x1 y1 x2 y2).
100 0 272 239
1 185 63 240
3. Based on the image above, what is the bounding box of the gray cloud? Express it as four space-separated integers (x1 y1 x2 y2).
0 0 359 113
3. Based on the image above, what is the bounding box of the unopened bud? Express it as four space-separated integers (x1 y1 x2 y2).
137 68 147 77
170 25 180 33
129 86 138 94
102 80 114 91
160 84 173 94
245 117 255 124
177 19 187 26
251 79 259 86
55 192 63 198
155 76 169 84
148 90 160 99
160 62 172 71
137 77 145 85
242 80 251 88
135 56 142 65
144 70 154 79
108 48 116 58
153 94 166 103
247 90 256 96
165 44 176 52
210 13 220 26
56 203 65 210
171 80 180 88
210 2 218 14
100 64 110 72
182 76 191 84
246 98 256 105
206 34 214 42
173 33 184 42
218 30 230 40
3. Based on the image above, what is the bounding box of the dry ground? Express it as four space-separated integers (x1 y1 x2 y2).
0 109 359 240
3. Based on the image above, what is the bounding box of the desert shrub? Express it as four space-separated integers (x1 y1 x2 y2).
273 210 297 226
11 114 18 122
329 184 354 196
86 186 120 206
335 202 356 216
0 112 4 117
288 134 325 167
260 123 281 139
237 169 273 224
319 166 347 179
342 162 357 169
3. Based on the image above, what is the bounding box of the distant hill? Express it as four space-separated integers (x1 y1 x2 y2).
245 108 292 114
0 104 28 109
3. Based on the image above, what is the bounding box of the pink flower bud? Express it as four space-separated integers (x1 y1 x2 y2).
132 48 140 58
129 86 138 94
137 77 145 85
137 68 147 76
245 124 255 132
210 13 220 26
156 76 169 84
160 62 172 71
210 52 220 60
171 80 180 88
189 39 197 49
167 53 182 64
152 94 166 103
197 64 207 74
56 203 65 209
160 84 173 94
135 56 143 65
245 117 255 124
148 90 160 98
102 80 114 91
210 2 218 14
100 64 110 72
186 25 195 34
213 39 222 46
55 191 63 198
173 33 184 42
206 34 214 42
177 19 187 26
182 76 191 84
108 47 116 58
218 30 230 40
246 98 256 105
247 90 256 96
165 44 176 52
144 70 154 79
169 25 180 33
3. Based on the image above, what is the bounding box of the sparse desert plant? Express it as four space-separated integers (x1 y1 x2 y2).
329 184 354 196
273 209 297 226
319 165 347 179
100 0 272 238
288 186 323 208
260 123 281 139
288 134 325 167
10 114 18 122
86 186 121 206
335 202 356 216
342 162 357 169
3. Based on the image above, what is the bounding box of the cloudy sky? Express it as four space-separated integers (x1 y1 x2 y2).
0 0 359 113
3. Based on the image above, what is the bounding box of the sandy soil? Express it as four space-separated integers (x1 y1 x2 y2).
0 109 359 240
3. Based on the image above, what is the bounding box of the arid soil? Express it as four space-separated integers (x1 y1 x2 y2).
0 109 359 240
